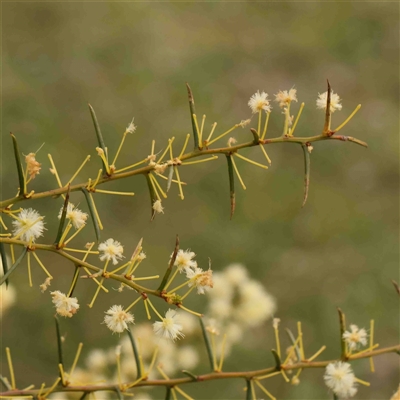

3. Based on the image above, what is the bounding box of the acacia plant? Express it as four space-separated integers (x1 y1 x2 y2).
0 81 399 400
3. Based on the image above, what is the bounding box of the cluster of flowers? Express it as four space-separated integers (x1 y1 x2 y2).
44 264 280 400
248 88 342 114
206 263 276 355
8 204 88 243
49 315 201 400
324 325 368 398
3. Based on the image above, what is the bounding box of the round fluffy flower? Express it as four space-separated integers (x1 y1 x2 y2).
50 290 79 318
248 91 271 114
176 345 199 370
324 362 357 398
178 312 198 335
343 324 368 351
208 298 232 319
12 208 45 242
274 88 298 108
235 280 276 327
185 267 213 294
98 238 124 265
207 273 234 300
153 309 184 341
0 258 16 316
85 349 108 372
173 249 197 272
152 200 164 214
58 203 88 229
224 263 248 286
316 91 342 112
225 322 244 343
0 285 16 318
104 305 134 333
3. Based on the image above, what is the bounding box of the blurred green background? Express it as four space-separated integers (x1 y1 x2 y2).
1 2 399 399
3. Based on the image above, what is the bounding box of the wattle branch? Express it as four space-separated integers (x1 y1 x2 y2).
0 344 398 398
0 132 367 210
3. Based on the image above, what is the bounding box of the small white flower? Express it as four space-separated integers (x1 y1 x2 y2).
51 291 79 318
0 284 16 317
98 238 124 265
274 88 298 108
85 349 108 371
173 249 197 272
12 208 45 242
104 305 134 333
225 322 243 343
178 312 198 335
58 203 88 230
343 324 368 351
324 362 357 398
153 200 164 214
248 91 271 114
185 267 213 294
224 263 248 286
153 309 184 341
137 252 146 261
316 91 342 112
236 280 276 327
208 298 232 319
177 346 199 370
126 118 137 134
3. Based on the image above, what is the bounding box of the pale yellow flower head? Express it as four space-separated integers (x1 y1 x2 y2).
58 203 88 229
153 309 184 341
104 305 134 333
274 88 298 108
324 362 357 398
51 291 79 318
98 238 124 265
12 208 45 242
153 200 164 214
342 324 368 351
316 91 342 112
248 91 271 114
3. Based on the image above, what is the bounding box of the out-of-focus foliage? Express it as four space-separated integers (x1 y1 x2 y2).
1 2 398 399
